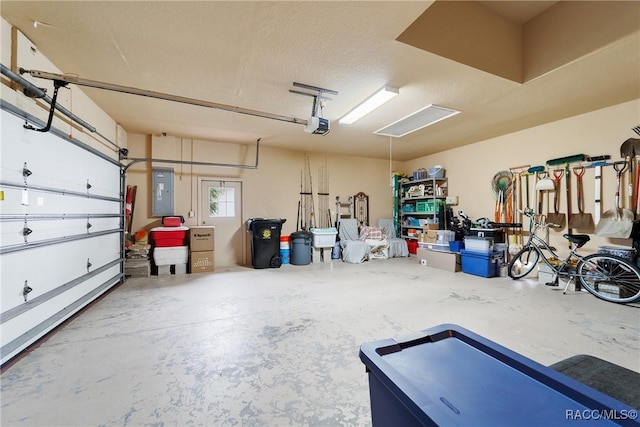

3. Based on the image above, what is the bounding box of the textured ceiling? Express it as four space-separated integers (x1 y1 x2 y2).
1 1 639 161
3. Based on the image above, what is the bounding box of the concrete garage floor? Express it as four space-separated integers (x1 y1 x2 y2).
1 257 639 426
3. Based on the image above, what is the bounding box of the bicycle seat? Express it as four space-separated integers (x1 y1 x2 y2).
563 234 590 248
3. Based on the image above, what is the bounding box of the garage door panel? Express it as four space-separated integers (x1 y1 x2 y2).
1 104 123 365
2 112 120 198
0 188 121 215
1 233 121 312
0 265 121 364
0 217 120 246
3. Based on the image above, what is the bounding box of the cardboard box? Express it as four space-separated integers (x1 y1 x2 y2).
423 224 439 231
417 248 461 272
189 227 215 252
419 230 438 243
190 250 215 273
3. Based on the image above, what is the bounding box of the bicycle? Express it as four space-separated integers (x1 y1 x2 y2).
508 208 640 304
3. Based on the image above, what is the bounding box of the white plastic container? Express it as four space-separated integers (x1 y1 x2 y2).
426 243 450 252
538 263 556 285
311 227 338 248
437 230 455 244
153 246 189 266
464 237 493 253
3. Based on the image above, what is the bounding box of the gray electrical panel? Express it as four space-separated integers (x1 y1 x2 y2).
152 168 174 216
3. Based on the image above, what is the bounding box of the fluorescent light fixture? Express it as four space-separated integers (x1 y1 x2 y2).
339 85 399 125
374 104 460 138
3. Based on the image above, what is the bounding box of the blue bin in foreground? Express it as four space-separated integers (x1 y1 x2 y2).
359 324 637 426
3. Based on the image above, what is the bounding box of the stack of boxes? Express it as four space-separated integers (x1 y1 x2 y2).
416 226 461 272
460 228 506 278
150 216 189 275
189 226 215 273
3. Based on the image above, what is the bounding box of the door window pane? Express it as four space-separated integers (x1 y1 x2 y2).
209 185 235 217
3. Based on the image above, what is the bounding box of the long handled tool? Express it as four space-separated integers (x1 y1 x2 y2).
620 130 640 217
535 169 554 215
584 155 612 224
595 161 634 238
569 166 594 230
547 169 566 227
565 162 572 241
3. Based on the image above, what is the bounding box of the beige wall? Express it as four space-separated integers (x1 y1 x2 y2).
0 20 124 159
126 134 404 263
127 100 640 264
404 99 640 256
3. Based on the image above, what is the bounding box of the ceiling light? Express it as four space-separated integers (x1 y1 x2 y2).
339 85 399 125
374 104 460 138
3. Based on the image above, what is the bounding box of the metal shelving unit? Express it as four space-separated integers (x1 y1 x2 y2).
399 177 448 239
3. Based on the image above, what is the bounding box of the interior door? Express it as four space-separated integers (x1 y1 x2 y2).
199 180 243 266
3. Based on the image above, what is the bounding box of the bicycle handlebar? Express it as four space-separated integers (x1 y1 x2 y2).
519 208 562 229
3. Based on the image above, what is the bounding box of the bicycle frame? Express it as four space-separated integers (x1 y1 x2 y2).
519 214 586 282
512 209 640 303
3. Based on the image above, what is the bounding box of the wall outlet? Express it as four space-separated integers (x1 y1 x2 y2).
446 196 459 205
188 210 195 218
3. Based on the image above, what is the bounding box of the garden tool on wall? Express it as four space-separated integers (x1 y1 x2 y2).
584 155 612 224
509 165 530 243
530 166 548 216
492 170 513 223
546 154 586 231
568 166 594 230
620 129 640 218
565 162 572 244
595 161 634 238
546 168 566 228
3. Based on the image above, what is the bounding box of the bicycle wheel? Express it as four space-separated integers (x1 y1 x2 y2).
578 254 640 304
508 246 540 279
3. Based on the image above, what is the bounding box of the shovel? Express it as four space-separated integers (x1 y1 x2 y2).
569 166 594 230
595 161 634 238
620 135 640 217
547 168 566 228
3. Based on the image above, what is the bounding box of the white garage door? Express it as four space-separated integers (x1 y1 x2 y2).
0 103 123 365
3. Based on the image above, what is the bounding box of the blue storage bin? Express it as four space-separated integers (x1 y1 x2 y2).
460 249 501 277
359 324 634 427
449 240 464 252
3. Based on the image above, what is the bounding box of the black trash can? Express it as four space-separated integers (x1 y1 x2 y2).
247 218 286 269
290 231 312 265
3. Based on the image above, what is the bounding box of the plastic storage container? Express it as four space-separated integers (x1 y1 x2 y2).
463 236 494 253
246 218 286 269
290 231 312 265
598 246 636 263
449 241 464 252
359 324 633 427
311 227 338 248
150 226 189 247
469 228 505 243
416 200 444 214
153 246 189 265
427 166 445 178
436 230 455 244
460 249 502 277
